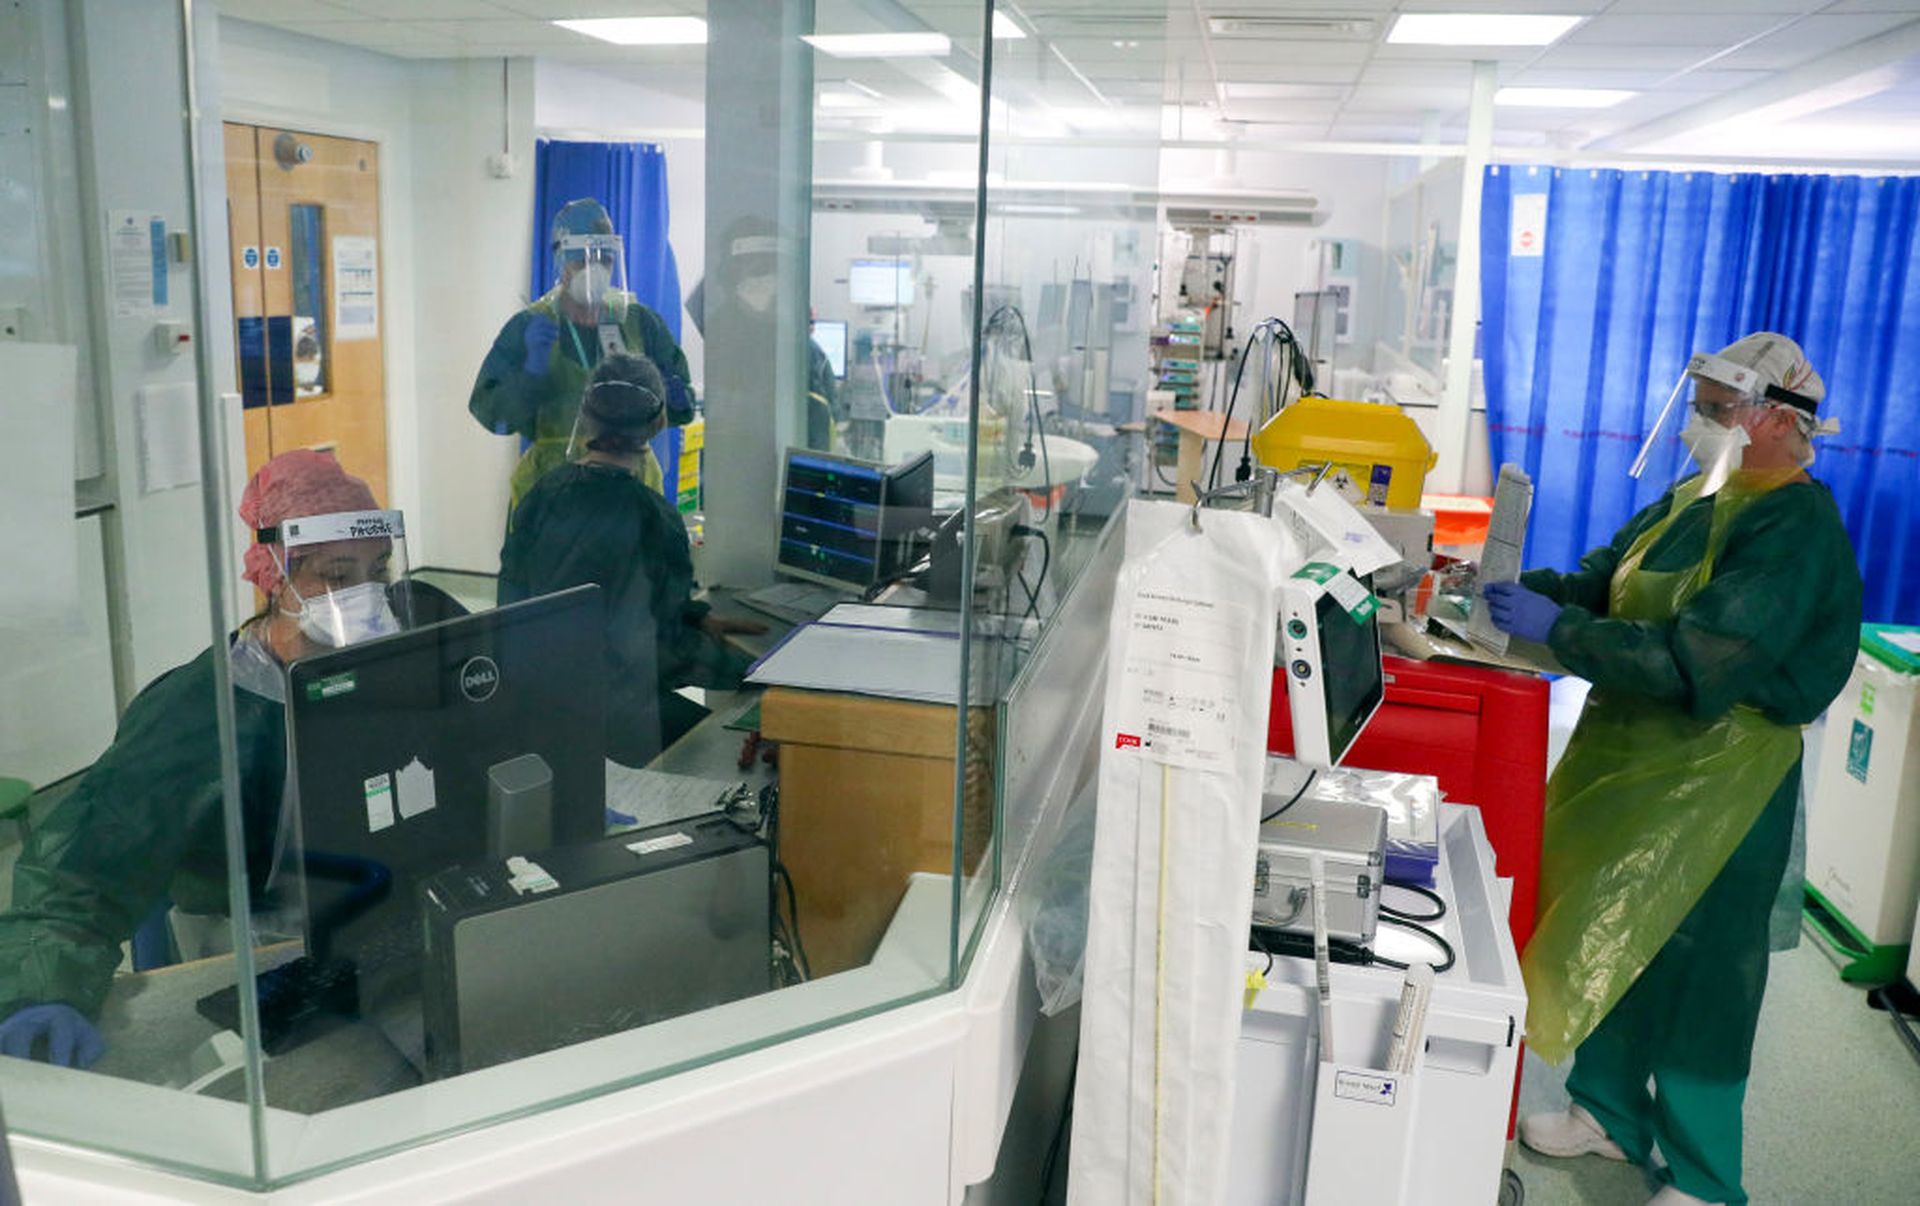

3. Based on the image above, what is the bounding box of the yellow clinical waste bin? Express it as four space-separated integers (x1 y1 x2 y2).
1251 396 1436 510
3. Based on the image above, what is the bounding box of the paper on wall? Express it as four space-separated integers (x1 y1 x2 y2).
136 382 202 493
333 235 379 340
0 342 80 631
109 210 165 318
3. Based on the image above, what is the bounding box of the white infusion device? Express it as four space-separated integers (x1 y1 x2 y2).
1276 572 1386 768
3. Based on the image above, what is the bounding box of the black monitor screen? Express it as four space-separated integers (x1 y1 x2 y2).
778 451 887 590
286 587 607 1007
1316 588 1385 765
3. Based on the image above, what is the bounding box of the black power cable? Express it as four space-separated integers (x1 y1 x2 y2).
983 304 1054 521
1260 768 1317 823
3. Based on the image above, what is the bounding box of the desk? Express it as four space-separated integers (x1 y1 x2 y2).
1151 408 1250 503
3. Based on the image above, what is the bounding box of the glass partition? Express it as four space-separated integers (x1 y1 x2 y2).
0 0 1029 1189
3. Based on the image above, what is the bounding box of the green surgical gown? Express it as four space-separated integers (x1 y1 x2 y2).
0 646 287 1020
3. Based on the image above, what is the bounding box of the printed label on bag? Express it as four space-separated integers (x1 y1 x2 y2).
1111 589 1250 770
1334 1070 1398 1106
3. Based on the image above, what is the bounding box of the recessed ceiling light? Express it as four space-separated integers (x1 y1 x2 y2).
1387 14 1582 47
993 13 1026 40
1496 87 1635 109
553 17 708 46
804 33 952 59
1113 39 1140 49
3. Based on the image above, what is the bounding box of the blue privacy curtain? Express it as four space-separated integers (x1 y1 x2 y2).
530 139 682 340
1481 166 1920 624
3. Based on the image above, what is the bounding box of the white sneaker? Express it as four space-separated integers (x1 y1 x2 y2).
1647 1186 1722 1205
1518 1103 1629 1161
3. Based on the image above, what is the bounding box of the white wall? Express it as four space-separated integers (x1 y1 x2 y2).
216 19 528 574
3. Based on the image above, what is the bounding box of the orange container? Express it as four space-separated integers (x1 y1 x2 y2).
1422 493 1494 548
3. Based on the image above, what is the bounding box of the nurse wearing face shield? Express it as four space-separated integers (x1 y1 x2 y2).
1485 334 1862 1206
0 451 413 1069
469 197 696 509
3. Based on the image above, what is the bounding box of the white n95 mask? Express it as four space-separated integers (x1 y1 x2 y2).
568 263 615 307
1680 411 1751 480
284 580 399 648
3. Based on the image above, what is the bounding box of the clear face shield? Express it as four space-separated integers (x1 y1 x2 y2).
557 234 629 324
262 509 413 651
1629 351 1768 497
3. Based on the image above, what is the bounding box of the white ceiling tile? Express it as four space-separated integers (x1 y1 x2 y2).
1211 40 1374 68
1216 64 1365 87
495 2 696 16
1819 0 1920 11
331 0 520 18
1529 43 1736 70
221 0 364 21
1396 0 1608 13
1563 14 1796 48
1709 15 1919 71
1602 0 1822 12
1359 63 1476 88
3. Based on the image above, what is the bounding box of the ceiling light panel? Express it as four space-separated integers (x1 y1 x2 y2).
1387 14 1583 46
804 32 953 58
553 17 709 46
1495 87 1636 108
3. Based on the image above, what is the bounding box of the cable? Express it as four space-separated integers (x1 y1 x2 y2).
1373 915 1456 975
1260 768 1317 823
1380 881 1446 924
1010 524 1051 620
983 304 1054 520
775 861 811 981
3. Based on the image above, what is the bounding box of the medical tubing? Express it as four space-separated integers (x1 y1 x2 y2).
1239 321 1310 477
1260 767 1318 823
1380 880 1447 924
1374 915 1456 975
984 304 1054 520
1010 525 1052 619
1153 761 1173 1202
1311 852 1334 1062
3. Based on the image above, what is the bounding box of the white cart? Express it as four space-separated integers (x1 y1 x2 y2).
1227 804 1526 1206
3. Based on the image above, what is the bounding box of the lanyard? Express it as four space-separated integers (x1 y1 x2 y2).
564 320 593 370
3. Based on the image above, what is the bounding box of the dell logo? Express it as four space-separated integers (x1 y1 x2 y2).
459 656 500 703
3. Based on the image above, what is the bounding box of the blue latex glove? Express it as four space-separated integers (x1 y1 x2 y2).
522 313 560 377
1484 581 1563 645
0 1003 105 1068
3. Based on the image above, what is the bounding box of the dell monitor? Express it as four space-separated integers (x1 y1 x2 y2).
849 258 916 307
1274 570 1385 768
811 319 848 379
777 448 934 593
285 586 608 1019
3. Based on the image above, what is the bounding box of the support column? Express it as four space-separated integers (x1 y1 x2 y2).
701 0 815 587
1438 60 1496 494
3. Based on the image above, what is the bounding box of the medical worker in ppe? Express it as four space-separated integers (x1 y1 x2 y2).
0 451 411 1068
1485 334 1861 1206
686 219 840 451
498 353 761 768
469 198 695 508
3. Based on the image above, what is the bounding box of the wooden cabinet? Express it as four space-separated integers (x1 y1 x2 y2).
761 688 995 977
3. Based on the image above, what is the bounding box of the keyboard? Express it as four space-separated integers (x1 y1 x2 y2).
736 581 853 627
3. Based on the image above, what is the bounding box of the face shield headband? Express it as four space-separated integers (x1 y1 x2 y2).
258 509 406 648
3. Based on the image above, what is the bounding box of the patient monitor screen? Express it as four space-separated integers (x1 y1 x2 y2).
1317 590 1385 766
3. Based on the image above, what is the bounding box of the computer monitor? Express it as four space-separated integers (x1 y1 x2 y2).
812 319 848 378
1275 572 1385 768
285 587 608 1012
849 258 915 307
777 448 935 593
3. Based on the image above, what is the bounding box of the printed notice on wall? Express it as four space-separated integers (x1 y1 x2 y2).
1511 192 1548 258
333 235 379 340
1109 589 1250 771
109 210 164 318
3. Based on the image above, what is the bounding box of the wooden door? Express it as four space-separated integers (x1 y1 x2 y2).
224 123 389 502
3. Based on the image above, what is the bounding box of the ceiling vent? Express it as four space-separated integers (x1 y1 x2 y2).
1206 15 1374 38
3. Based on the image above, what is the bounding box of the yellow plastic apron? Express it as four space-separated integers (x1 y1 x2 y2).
1521 474 1805 1063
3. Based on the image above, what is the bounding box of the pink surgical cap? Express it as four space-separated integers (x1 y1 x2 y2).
238 449 379 594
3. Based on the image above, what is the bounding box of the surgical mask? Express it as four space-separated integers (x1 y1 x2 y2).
1679 410 1751 479
568 263 614 307
737 274 777 314
281 580 399 648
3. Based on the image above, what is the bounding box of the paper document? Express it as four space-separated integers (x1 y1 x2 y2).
746 622 1001 705
605 764 741 831
1467 464 1533 655
1272 477 1401 577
